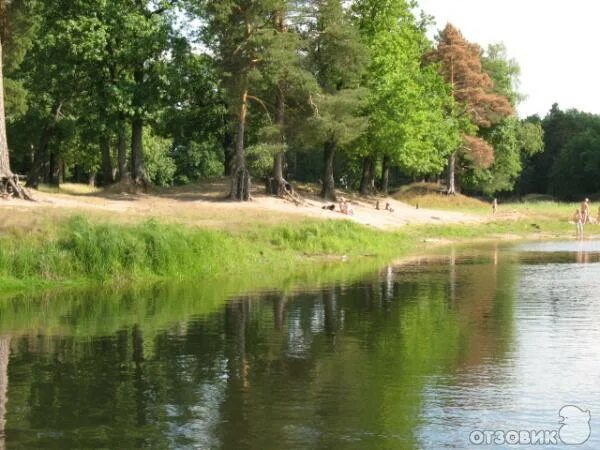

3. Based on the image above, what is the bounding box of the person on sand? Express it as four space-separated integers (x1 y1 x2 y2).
574 208 584 239
339 197 354 216
581 198 590 224
492 198 498 215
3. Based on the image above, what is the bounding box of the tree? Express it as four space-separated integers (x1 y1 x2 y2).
427 24 512 194
353 0 459 195
162 49 228 184
307 0 369 200
463 44 542 195
261 1 317 197
196 0 282 201
0 0 32 198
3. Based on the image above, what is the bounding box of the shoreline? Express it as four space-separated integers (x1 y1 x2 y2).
0 212 580 298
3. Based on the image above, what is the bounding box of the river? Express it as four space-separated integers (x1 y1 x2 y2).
0 241 598 449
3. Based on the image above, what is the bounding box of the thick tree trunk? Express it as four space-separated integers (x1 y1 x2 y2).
230 87 251 201
130 116 148 188
117 118 128 182
320 140 336 201
359 156 376 195
0 38 31 199
381 154 390 195
447 152 456 195
270 152 288 196
0 336 9 450
101 134 114 186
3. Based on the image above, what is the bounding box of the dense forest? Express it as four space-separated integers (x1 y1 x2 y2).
0 0 595 201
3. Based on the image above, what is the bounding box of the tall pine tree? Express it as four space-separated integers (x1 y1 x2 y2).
307 0 368 200
427 24 512 194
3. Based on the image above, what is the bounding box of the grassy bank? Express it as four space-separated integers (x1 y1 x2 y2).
0 211 575 294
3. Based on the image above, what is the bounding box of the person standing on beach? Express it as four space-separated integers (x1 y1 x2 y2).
581 198 590 224
574 208 584 239
492 198 498 215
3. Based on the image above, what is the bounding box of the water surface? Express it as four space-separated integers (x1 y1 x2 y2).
1 241 600 449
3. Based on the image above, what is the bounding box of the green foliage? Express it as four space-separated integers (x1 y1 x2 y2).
0 0 556 197
172 140 224 184
518 105 600 199
353 0 460 176
462 43 543 195
246 143 277 178
466 117 522 195
143 130 176 186
482 43 523 107
302 0 369 175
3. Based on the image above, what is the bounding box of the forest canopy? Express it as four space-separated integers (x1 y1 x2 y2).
0 0 590 200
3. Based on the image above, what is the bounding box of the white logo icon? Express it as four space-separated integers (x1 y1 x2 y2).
559 405 591 445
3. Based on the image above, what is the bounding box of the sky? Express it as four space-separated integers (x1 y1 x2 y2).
417 0 600 118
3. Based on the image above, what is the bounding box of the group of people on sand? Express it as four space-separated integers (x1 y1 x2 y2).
321 197 354 215
573 198 600 239
323 197 398 216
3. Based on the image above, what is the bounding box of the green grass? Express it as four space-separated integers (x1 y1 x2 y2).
0 209 578 295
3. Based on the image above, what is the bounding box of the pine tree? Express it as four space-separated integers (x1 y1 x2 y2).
427 24 512 194
259 1 317 197
307 0 369 200
198 1 283 201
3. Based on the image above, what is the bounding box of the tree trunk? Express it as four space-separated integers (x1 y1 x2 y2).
59 160 65 184
0 38 10 181
270 81 289 196
359 156 376 195
48 148 59 187
101 134 114 186
320 140 336 201
0 37 31 199
130 67 149 189
222 128 234 177
0 336 9 450
130 116 149 188
381 154 390 195
269 10 290 198
27 102 62 189
447 152 456 195
230 86 251 201
117 118 128 182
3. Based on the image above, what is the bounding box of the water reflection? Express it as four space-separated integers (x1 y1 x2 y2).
0 242 599 448
0 336 8 450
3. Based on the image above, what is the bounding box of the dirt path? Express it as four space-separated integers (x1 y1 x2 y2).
0 180 484 230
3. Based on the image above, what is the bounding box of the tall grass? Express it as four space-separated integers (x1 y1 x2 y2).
0 217 263 287
0 212 576 293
